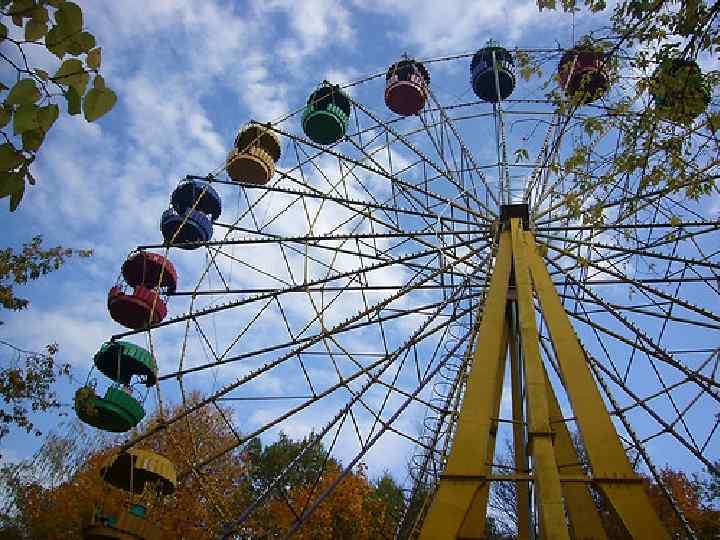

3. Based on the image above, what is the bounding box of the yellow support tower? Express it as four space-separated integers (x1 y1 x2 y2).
418 206 669 540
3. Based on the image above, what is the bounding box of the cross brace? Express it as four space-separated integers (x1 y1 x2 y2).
417 217 669 540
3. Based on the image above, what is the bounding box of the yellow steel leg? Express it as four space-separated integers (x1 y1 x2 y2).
419 230 513 540
417 219 668 540
509 309 531 540
526 230 669 540
543 369 608 540
458 318 509 538
510 219 570 540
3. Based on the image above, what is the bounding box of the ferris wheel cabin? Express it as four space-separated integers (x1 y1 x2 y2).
558 43 610 104
93 341 158 387
121 251 178 292
101 448 176 495
75 341 157 433
161 179 222 249
107 252 177 330
302 82 351 145
471 43 516 102
228 123 282 185
385 59 430 116
651 58 711 124
75 385 146 433
84 449 176 540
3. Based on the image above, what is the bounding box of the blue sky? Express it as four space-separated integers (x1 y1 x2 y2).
2 0 719 499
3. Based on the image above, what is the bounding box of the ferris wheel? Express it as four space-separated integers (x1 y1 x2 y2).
73 37 718 539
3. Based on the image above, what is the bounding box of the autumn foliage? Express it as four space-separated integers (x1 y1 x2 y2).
262 463 399 539
645 467 720 539
4 399 243 539
1 396 404 539
593 466 719 539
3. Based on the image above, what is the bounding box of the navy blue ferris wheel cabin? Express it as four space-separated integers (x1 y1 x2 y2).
471 42 516 102
161 179 222 249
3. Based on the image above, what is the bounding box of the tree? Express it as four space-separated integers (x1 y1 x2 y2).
1 0 108 446
0 236 91 446
698 459 720 503
258 461 407 540
2 397 248 539
0 420 103 536
645 467 720 539
1 398 406 539
520 0 720 227
1 0 117 211
243 431 405 538
371 471 406 535
245 431 340 495
483 437 720 539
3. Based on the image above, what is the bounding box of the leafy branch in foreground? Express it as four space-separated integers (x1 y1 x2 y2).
0 235 91 443
1 0 117 211
0 340 69 441
532 0 719 227
0 234 91 313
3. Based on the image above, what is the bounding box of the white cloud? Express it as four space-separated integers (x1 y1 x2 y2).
253 0 354 66
355 0 548 56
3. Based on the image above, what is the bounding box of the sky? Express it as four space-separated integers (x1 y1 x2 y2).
1 0 718 507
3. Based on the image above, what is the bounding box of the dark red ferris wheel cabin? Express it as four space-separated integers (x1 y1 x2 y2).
121 251 178 292
107 252 177 330
384 59 430 116
558 44 610 104
107 285 168 330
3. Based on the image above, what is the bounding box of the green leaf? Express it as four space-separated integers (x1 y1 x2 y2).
0 171 23 198
10 174 25 211
22 128 45 151
0 23 7 41
53 58 88 94
47 0 65 7
83 85 116 122
708 112 720 134
66 30 95 55
0 144 24 171
0 106 9 128
65 86 81 115
55 1 83 33
8 0 34 15
46 24 70 58
86 47 101 70
37 104 59 131
13 103 40 135
35 68 49 81
29 6 50 23
0 172 11 198
6 79 41 106
25 20 48 41
93 74 106 90
583 116 603 136
513 148 529 162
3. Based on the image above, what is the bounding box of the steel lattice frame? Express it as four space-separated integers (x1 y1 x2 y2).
113 45 719 539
